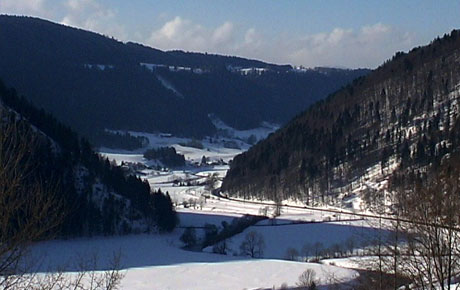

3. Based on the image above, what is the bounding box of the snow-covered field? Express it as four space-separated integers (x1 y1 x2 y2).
122 260 357 290
215 220 385 260
30 233 358 290
29 127 384 289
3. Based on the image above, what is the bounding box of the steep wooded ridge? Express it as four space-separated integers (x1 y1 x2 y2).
222 30 460 208
0 79 177 237
0 15 368 147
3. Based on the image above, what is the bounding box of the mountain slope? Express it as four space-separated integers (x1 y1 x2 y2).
0 79 177 236
0 15 368 147
222 30 460 209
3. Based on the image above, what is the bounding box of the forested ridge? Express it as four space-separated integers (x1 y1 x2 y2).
0 15 368 148
222 30 460 208
0 79 177 236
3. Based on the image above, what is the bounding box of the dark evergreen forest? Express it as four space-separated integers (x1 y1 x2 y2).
223 30 460 207
0 15 368 149
0 79 177 236
143 147 186 168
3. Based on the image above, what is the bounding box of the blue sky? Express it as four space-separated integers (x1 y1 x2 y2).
1 0 459 68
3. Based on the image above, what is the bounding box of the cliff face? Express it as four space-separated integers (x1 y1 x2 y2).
222 31 460 209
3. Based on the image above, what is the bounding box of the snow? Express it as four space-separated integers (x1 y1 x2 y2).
321 257 377 270
99 152 146 165
239 67 269 75
84 64 114 70
76 67 460 289
99 131 252 209
121 260 357 290
139 63 166 71
156 75 184 98
177 210 242 227
31 233 231 272
210 115 279 142
98 130 388 239
29 233 358 290
226 65 271 75
75 130 392 289
102 130 249 162
203 218 387 260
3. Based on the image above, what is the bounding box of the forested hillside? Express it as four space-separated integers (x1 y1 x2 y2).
0 79 177 237
0 15 368 148
222 30 460 209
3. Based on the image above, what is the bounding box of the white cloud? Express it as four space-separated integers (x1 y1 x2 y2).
0 2 417 69
306 24 413 68
277 23 415 68
212 22 234 46
0 0 127 41
149 17 236 52
0 0 50 17
243 28 263 48
60 0 127 40
148 18 416 68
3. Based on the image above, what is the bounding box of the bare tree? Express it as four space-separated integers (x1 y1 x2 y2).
386 217 401 290
9 251 125 290
239 231 265 258
297 269 317 289
395 168 460 290
358 211 407 290
345 237 356 256
311 242 324 262
329 243 344 258
273 200 282 217
258 206 269 217
373 157 460 290
0 120 64 289
205 172 219 192
284 247 299 261
212 239 230 255
0 115 125 289
301 242 312 262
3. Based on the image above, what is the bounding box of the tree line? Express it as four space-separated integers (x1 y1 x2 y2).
222 30 460 208
0 78 177 237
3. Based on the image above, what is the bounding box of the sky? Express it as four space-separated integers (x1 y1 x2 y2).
1 0 459 69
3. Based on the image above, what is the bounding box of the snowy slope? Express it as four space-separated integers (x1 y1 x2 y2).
91 131 389 289
29 233 358 290
215 221 385 260
121 260 357 290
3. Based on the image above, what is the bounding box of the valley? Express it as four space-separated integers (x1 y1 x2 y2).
42 127 385 289
1 4 459 289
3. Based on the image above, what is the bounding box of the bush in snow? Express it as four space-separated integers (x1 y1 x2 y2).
296 269 318 290
204 223 219 241
180 227 197 248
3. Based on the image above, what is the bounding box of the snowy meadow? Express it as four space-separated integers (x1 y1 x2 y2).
29 126 388 289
